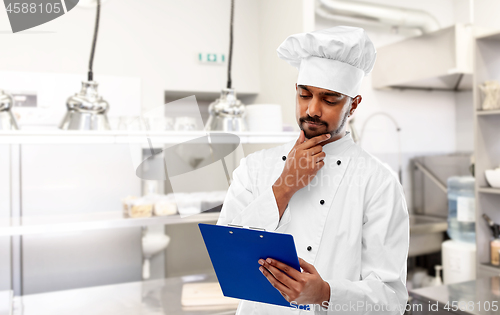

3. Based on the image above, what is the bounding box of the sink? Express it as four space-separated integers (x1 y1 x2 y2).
409 214 447 257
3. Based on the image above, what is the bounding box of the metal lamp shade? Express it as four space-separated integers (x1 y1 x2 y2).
0 90 19 130
59 81 110 130
205 88 246 132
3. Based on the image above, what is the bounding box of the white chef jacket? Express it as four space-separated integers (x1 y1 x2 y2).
217 132 409 315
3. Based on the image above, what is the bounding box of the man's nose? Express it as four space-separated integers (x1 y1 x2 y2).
307 96 321 117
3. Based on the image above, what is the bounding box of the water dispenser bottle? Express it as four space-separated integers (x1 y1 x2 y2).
447 176 476 243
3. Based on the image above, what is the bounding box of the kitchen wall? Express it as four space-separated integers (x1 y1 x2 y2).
456 91 474 152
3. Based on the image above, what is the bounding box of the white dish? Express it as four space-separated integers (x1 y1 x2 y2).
485 169 500 188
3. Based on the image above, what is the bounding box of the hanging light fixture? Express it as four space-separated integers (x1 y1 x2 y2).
205 0 247 132
0 90 19 130
59 0 110 130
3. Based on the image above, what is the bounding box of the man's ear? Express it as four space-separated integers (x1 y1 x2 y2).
349 95 362 116
295 83 298 91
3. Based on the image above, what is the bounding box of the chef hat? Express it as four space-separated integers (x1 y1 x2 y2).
277 26 376 98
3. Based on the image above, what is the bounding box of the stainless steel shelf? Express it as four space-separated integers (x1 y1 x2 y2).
478 187 500 194
0 131 299 145
0 212 220 236
479 263 500 275
476 109 500 116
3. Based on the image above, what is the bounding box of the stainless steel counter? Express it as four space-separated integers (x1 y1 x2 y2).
410 277 500 315
12 274 237 315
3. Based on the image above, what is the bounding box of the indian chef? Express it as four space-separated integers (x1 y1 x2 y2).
217 26 410 315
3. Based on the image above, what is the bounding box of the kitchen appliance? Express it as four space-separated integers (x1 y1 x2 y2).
410 153 472 257
205 0 247 132
142 231 170 280
59 81 110 130
59 0 110 130
442 240 476 284
372 24 473 91
0 90 19 130
447 176 476 243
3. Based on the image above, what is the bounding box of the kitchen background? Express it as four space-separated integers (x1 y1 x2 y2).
1 0 500 314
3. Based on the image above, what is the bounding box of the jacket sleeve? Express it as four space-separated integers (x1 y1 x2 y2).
322 176 409 315
217 156 291 231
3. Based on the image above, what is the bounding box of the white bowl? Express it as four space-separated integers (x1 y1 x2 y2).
485 169 500 188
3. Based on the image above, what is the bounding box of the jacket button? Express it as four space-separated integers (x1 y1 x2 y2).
307 246 312 251
337 160 341 165
282 156 286 161
320 199 324 205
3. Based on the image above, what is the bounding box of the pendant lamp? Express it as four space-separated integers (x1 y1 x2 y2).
59 0 110 130
205 0 247 132
0 90 19 130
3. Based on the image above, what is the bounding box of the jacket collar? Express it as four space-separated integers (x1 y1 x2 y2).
321 131 354 156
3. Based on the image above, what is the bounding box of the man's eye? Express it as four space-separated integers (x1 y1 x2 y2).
324 100 338 105
299 94 311 98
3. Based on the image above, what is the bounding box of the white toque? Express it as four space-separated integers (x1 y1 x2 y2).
277 26 376 98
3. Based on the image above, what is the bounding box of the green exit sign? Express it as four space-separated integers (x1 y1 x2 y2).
198 53 226 64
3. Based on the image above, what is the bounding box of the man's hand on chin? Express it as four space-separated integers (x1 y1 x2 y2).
258 257 330 306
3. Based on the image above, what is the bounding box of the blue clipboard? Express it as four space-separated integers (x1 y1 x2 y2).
199 223 306 309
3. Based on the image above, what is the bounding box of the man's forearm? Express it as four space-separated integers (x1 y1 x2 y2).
272 180 295 219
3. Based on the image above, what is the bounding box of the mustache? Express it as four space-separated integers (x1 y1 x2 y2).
299 116 327 126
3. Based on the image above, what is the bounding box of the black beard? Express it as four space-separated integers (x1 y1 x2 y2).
299 109 349 139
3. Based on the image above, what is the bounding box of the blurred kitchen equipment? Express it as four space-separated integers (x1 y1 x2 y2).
372 24 472 91
408 215 447 257
59 0 111 130
410 154 472 256
482 214 500 266
59 81 110 130
205 0 247 132
420 265 443 288
0 89 19 130
482 213 500 240
431 265 443 286
118 116 144 130
410 268 429 289
441 240 476 284
479 81 500 110
142 229 170 280
245 104 282 132
412 153 473 218
206 89 246 131
447 176 476 243
485 167 500 188
144 116 174 131
316 0 440 34
174 116 197 131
